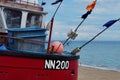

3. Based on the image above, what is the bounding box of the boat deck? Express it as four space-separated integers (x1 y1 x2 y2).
0 50 79 60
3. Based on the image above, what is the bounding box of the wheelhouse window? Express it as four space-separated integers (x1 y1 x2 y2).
4 8 22 28
26 13 42 27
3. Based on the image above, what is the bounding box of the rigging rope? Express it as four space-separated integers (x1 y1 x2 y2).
71 18 120 55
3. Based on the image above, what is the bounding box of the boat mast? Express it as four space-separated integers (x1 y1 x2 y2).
47 0 63 52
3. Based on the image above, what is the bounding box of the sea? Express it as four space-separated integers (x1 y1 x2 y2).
64 41 120 72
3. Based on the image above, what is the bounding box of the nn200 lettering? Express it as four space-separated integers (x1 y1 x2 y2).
45 60 69 70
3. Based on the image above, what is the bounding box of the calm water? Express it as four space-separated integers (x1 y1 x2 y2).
64 41 120 71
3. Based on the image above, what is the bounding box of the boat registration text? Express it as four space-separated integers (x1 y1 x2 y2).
45 59 70 70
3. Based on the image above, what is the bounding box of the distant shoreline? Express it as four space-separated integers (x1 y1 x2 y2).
79 64 120 72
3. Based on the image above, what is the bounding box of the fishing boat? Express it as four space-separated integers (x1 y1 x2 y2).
0 0 79 80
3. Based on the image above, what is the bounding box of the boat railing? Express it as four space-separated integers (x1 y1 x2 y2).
0 0 43 11
0 34 48 45
0 0 39 6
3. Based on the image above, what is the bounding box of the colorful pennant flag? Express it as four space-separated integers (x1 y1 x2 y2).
86 0 97 11
46 21 51 30
81 10 92 19
46 18 54 30
41 2 46 6
51 0 63 5
103 20 118 28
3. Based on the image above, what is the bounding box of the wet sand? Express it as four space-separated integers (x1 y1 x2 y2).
78 66 120 80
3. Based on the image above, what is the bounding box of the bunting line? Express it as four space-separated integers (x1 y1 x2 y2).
71 18 120 55
63 0 97 46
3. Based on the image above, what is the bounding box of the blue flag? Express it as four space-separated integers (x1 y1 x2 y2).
41 2 46 6
51 0 63 5
81 10 92 19
103 20 118 28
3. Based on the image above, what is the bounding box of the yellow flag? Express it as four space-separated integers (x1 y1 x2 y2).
46 21 51 30
86 0 96 11
46 18 54 30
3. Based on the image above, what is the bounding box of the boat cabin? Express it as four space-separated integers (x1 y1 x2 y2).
0 0 47 33
0 0 48 53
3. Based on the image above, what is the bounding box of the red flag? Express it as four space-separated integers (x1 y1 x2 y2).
86 0 97 11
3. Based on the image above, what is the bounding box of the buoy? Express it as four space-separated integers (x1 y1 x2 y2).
49 41 64 54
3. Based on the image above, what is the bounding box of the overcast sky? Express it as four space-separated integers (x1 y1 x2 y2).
42 0 120 41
